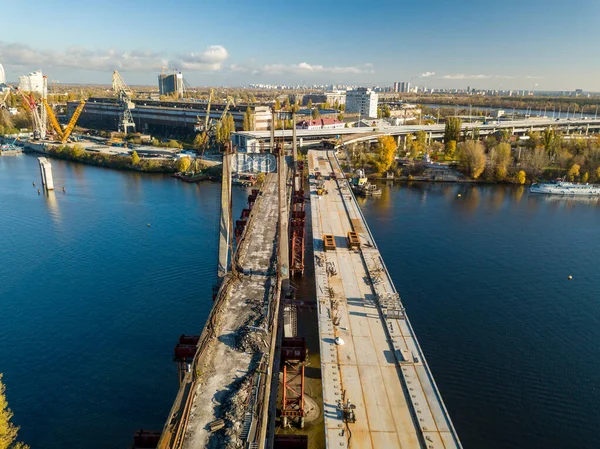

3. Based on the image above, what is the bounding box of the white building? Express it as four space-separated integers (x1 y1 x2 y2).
0 63 6 85
18 70 46 94
345 87 378 118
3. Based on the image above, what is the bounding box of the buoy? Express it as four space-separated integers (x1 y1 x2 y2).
457 193 462 197
62 186 66 193
334 337 345 346
147 223 151 227
37 189 40 195
32 182 36 187
568 275 573 280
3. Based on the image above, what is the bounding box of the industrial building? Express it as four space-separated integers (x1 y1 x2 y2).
345 87 378 118
67 98 271 136
18 70 46 94
158 73 184 97
296 118 344 130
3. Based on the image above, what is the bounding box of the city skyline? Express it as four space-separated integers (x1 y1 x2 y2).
1 0 599 91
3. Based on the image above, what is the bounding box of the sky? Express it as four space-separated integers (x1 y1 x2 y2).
1 0 599 91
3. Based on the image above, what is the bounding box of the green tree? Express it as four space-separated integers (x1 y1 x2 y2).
307 99 313 109
0 374 29 449
383 104 391 118
567 163 580 181
311 108 320 119
444 117 462 144
457 140 486 179
131 151 140 165
542 128 555 153
337 113 344 122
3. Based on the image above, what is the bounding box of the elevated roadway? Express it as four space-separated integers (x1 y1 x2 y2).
234 118 600 151
308 150 462 449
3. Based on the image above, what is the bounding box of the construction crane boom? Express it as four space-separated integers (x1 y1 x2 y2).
17 90 43 139
62 100 85 142
43 99 64 140
0 89 11 109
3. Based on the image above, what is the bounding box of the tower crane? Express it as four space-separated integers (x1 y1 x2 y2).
112 70 136 134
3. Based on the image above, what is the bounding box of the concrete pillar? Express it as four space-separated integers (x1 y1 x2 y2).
396 134 401 146
299 137 304 148
38 157 54 190
586 124 589 135
218 147 232 279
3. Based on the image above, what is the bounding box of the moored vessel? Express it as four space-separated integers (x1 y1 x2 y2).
530 180 600 196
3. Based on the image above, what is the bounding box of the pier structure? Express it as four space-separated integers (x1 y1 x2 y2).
38 157 54 190
308 150 462 449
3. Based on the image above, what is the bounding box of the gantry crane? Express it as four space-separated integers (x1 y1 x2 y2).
43 98 86 143
112 70 136 134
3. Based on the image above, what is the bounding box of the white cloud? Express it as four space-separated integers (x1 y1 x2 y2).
231 61 374 76
443 74 490 80
421 71 435 77
0 41 228 73
525 75 545 79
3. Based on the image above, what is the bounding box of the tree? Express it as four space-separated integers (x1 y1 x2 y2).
542 128 555 153
375 135 397 173
517 170 526 185
307 99 313 109
193 132 206 150
311 108 320 119
457 140 486 179
522 147 549 178
582 172 589 183
176 157 191 172
0 374 29 449
274 99 281 110
337 113 344 121
490 142 512 181
131 151 140 165
445 140 457 159
444 117 462 144
567 163 580 181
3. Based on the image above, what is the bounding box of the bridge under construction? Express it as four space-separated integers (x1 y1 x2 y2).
138 114 461 449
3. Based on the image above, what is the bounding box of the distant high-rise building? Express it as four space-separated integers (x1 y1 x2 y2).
398 81 411 93
393 81 399 93
0 63 6 85
18 70 45 94
346 87 378 118
158 72 184 97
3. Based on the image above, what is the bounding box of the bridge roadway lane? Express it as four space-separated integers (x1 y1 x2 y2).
159 174 280 449
308 150 462 449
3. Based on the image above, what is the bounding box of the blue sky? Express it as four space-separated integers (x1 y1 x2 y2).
1 0 599 90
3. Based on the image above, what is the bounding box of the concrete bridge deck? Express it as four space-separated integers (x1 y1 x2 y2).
158 174 281 449
308 150 462 449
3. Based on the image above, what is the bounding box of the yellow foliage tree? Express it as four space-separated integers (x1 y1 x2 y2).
131 151 140 165
445 140 457 159
176 157 192 172
457 141 486 179
0 374 29 449
517 170 526 185
582 172 589 183
567 164 580 181
376 135 397 173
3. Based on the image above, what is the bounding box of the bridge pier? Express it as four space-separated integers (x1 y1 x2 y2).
38 157 54 191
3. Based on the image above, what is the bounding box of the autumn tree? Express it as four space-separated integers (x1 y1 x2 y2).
131 151 141 165
457 140 486 179
274 99 281 110
242 107 254 131
311 108 320 119
375 135 397 173
445 140 457 159
0 374 29 449
176 157 191 172
517 170 526 184
581 172 589 183
522 147 549 178
567 163 580 181
490 142 512 181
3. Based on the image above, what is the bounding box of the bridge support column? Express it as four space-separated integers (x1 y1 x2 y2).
396 135 401 146
217 144 233 279
299 137 303 148
428 132 432 144
38 157 54 190
586 124 589 135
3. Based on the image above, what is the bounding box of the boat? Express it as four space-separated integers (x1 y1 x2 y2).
352 180 381 197
0 139 23 156
530 179 600 196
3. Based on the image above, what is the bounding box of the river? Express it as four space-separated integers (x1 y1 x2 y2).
1 155 599 449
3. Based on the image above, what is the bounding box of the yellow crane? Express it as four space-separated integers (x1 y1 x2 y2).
43 99 86 144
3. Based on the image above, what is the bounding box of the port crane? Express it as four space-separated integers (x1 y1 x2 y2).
16 89 45 139
43 98 86 143
112 70 136 134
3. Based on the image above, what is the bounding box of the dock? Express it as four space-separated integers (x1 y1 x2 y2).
308 150 462 449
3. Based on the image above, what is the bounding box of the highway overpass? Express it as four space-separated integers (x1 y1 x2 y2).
232 118 600 152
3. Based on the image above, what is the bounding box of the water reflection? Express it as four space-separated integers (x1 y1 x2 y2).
44 190 62 227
